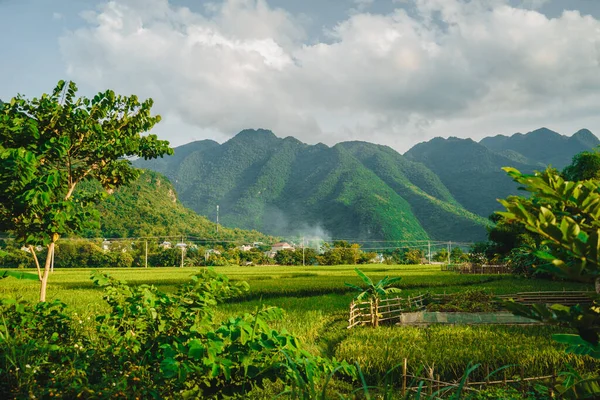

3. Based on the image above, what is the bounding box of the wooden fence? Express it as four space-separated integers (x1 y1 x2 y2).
348 294 427 329
348 291 595 329
441 263 511 274
395 358 559 397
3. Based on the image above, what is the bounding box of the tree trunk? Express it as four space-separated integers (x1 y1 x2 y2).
596 276 600 294
39 242 55 302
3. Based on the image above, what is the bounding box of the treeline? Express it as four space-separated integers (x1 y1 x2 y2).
1 239 470 268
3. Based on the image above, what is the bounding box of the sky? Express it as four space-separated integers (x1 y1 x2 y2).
1 0 600 152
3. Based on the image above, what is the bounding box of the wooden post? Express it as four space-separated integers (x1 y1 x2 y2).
428 365 434 395
374 297 380 327
402 358 407 397
370 299 375 327
520 366 525 394
486 364 490 386
436 374 440 395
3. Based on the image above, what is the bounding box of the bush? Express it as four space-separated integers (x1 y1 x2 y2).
0 270 354 398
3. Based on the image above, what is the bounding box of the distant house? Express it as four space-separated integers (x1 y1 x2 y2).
238 245 253 252
160 241 172 249
370 253 385 264
175 242 187 249
102 241 111 251
204 249 221 261
271 242 294 253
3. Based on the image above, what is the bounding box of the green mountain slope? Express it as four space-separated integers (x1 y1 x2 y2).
405 137 535 218
479 128 599 169
79 169 273 243
135 130 491 241
406 128 599 220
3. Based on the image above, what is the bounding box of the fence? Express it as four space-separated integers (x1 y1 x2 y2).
348 294 427 329
348 291 595 329
395 358 559 397
441 263 511 274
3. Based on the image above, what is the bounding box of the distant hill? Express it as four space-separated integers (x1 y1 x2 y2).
479 127 599 169
79 169 274 243
136 128 597 242
136 130 490 242
406 129 599 219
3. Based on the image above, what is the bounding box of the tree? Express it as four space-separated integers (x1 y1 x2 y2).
562 149 600 181
499 166 600 363
0 81 173 301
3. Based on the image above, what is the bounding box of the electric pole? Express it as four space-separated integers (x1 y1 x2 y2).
302 236 306 266
428 241 431 264
180 236 185 268
145 241 148 268
216 205 219 235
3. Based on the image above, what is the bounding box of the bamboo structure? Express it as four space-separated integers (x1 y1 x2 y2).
348 291 594 329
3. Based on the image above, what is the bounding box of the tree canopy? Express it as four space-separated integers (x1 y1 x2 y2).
0 81 173 300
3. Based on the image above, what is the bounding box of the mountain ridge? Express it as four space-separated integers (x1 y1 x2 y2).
135 127 598 242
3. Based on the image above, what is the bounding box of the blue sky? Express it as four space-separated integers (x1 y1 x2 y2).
1 0 600 151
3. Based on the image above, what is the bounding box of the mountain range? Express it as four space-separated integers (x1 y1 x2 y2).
135 128 599 243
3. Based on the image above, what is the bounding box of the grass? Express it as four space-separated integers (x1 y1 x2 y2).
0 264 597 385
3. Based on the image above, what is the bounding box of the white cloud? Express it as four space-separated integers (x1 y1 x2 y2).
59 0 600 150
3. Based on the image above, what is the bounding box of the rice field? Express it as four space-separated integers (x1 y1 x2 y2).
0 264 597 382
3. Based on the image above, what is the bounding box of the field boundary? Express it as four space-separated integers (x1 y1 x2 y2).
347 290 595 328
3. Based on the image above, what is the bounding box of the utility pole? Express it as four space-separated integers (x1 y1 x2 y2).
428 241 431 264
180 236 185 268
145 241 148 268
447 241 451 264
216 205 219 235
302 236 306 266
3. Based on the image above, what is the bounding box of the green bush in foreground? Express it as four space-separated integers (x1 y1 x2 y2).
0 269 354 398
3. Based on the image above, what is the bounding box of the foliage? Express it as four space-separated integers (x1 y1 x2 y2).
426 290 502 313
498 166 600 396
0 269 355 398
562 149 600 181
344 268 402 301
80 170 275 243
0 80 172 300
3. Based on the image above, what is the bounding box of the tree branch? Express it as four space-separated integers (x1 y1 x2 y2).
29 245 43 281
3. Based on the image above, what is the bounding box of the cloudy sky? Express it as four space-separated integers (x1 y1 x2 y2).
1 0 600 152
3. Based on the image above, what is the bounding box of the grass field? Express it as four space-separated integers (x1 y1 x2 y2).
1 264 598 385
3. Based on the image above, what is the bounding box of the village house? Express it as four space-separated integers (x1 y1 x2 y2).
271 242 294 252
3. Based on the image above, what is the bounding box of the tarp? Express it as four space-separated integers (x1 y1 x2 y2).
398 311 539 325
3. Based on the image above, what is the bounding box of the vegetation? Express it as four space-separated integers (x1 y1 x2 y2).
0 81 172 301
0 269 354 398
84 169 275 242
0 265 597 397
405 128 598 221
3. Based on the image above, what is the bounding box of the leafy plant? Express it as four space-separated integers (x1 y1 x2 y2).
345 268 402 302
0 81 173 301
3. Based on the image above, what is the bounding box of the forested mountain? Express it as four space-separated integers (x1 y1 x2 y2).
479 127 599 168
79 169 274 243
136 130 490 242
136 128 598 243
406 128 600 219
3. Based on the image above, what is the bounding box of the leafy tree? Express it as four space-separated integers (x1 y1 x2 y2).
433 248 448 262
0 81 173 301
562 149 600 181
498 166 600 365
